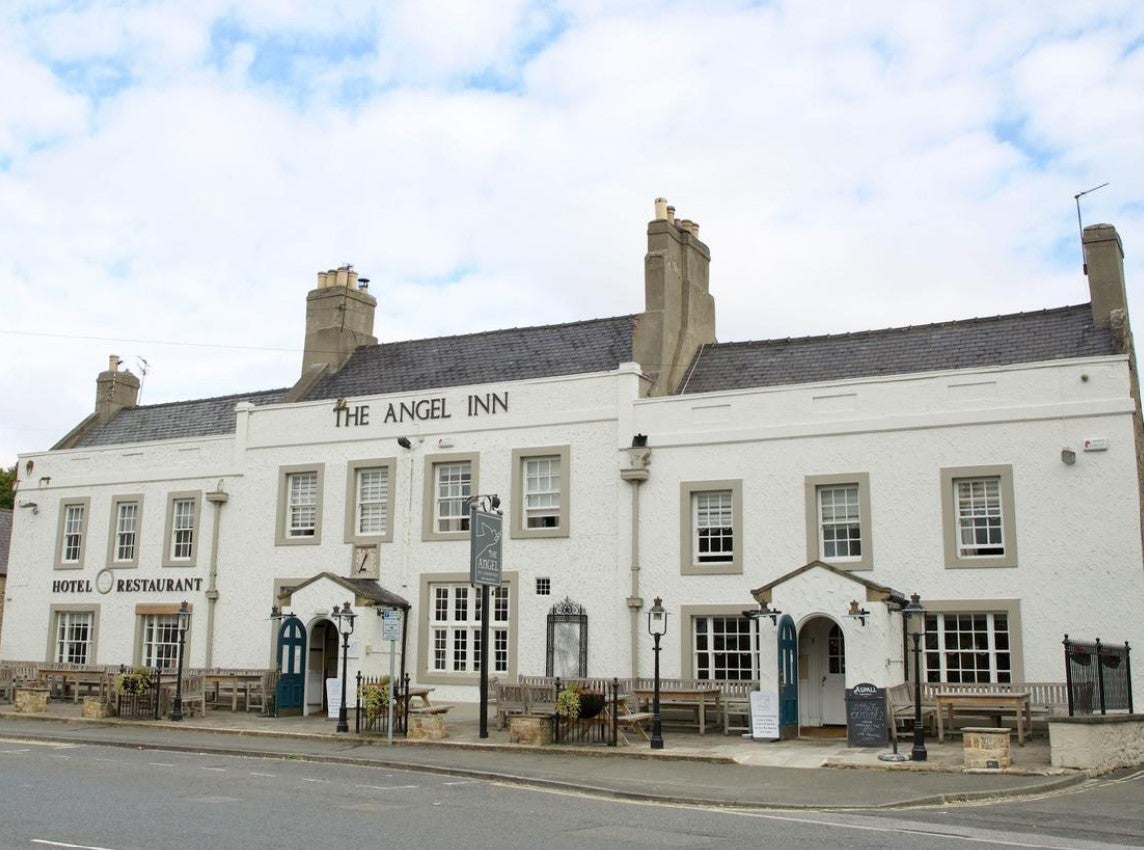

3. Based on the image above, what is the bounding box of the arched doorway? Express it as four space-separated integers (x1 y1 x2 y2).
797 616 846 727
305 618 340 717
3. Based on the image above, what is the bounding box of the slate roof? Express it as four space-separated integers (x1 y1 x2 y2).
307 315 636 400
0 508 11 576
71 389 288 448
679 304 1113 394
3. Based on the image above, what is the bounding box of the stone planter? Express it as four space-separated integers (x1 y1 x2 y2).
408 713 448 741
83 696 114 719
15 687 50 714
963 727 1011 769
509 715 553 746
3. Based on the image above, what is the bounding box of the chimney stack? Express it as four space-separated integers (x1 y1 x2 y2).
633 197 716 396
301 264 378 376
95 354 140 423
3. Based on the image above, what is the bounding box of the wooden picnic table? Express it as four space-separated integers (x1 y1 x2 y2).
632 686 722 735
201 671 266 711
933 690 1032 746
406 686 434 708
37 666 114 703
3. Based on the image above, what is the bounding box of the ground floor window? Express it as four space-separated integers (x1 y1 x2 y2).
923 612 1011 683
429 583 510 675
141 613 183 669
54 611 93 664
692 615 754 680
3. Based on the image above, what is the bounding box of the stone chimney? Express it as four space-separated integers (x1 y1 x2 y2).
632 198 717 396
95 354 140 424
1084 223 1132 355
301 265 378 376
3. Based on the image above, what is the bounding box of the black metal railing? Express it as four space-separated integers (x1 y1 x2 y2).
354 671 410 735
115 667 165 719
1063 635 1133 715
552 677 620 746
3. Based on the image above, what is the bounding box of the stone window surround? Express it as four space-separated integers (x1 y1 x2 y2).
344 458 397 544
162 491 202 567
45 604 101 663
106 494 144 568
417 570 518 686
940 464 1018 569
276 463 325 546
54 496 91 570
679 603 750 678
510 445 571 539
912 598 1024 684
679 480 743 575
804 472 873 571
421 452 480 542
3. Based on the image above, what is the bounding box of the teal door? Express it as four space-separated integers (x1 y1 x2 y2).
778 615 798 737
275 615 306 716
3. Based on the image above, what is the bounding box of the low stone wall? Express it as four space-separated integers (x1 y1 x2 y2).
82 696 114 719
509 715 552 746
15 687 50 713
407 713 448 741
1049 714 1144 771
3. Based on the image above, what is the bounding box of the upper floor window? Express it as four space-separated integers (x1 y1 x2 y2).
276 464 325 546
805 473 873 570
108 496 142 567
54 497 90 569
163 492 202 566
343 458 396 546
510 446 571 539
941 465 1017 568
679 481 743 575
422 453 478 541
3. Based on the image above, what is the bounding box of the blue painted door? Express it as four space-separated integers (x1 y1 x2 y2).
778 614 798 736
275 615 306 716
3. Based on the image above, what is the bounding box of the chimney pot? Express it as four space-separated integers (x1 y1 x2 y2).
666 205 676 224
654 197 668 220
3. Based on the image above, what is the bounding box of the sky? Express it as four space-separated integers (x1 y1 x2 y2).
2 0 1142 466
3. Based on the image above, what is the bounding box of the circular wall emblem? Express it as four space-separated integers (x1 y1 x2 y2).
95 568 114 594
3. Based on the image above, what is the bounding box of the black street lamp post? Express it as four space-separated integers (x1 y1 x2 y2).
169 600 190 722
332 601 357 733
647 596 668 750
902 593 928 762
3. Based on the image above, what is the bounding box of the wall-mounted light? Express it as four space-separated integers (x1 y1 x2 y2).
845 599 870 626
39 476 51 487
17 500 38 515
397 437 412 449
631 434 648 448
743 601 782 625
1061 447 1077 465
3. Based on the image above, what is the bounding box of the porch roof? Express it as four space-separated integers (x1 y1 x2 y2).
278 572 410 610
750 560 908 606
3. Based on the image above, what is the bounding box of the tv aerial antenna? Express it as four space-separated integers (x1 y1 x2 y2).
1074 182 1109 274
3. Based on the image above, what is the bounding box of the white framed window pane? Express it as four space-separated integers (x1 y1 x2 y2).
115 503 138 562
523 456 560 529
435 462 471 533
692 615 753 680
142 614 182 669
922 612 1011 684
956 477 1004 557
694 491 733 562
356 468 388 535
819 485 861 559
428 583 511 674
55 611 93 664
171 499 195 559
62 505 84 562
288 471 318 537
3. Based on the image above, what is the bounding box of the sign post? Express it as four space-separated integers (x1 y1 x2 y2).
469 500 503 739
382 609 402 744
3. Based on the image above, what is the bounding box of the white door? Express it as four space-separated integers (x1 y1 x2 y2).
822 624 847 725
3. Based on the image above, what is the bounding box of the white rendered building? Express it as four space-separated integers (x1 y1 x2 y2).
3 201 1142 724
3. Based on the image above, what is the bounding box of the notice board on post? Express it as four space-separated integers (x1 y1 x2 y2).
845 682 888 747
749 688 780 740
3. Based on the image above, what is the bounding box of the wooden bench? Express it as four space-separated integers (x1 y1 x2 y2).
721 681 758 736
887 682 936 742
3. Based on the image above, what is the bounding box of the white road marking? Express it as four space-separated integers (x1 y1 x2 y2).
442 780 479 786
250 772 277 778
355 784 420 790
0 738 79 749
147 762 175 767
301 777 326 783
1 748 31 754
201 767 226 772
33 840 121 850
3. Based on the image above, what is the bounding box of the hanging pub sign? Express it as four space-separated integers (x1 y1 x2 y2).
470 509 503 587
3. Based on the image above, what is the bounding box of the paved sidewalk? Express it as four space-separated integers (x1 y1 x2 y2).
0 701 1084 810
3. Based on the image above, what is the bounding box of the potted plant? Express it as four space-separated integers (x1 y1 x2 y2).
556 685 581 719
115 667 152 696
359 676 391 724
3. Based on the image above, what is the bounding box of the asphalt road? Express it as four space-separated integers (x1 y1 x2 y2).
2 738 1142 849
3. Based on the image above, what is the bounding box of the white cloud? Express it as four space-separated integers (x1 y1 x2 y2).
1 0 1142 464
